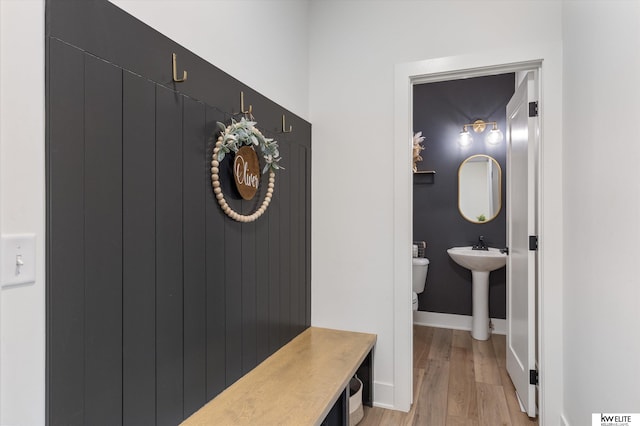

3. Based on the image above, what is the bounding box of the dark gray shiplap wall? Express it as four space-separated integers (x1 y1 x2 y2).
46 2 311 425
412 73 514 319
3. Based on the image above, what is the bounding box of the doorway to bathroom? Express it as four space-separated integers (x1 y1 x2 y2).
406 66 540 419
394 47 563 424
411 73 512 330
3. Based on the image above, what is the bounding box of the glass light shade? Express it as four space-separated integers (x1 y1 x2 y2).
458 130 473 147
485 128 504 145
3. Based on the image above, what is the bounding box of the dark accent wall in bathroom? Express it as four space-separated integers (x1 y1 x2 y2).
46 1 311 425
413 74 514 319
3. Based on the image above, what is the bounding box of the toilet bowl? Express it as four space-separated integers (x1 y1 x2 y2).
412 257 430 311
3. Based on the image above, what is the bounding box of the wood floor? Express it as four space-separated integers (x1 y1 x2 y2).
359 325 538 426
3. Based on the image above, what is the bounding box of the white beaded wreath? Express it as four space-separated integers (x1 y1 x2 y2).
211 120 279 223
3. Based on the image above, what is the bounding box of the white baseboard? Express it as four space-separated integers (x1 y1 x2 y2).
373 381 394 409
413 311 506 335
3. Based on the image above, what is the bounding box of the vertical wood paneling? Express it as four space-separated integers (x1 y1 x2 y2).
241 220 257 373
155 85 184 425
278 141 292 345
48 6 312 423
305 129 312 327
204 108 227 399
224 218 243 385
288 142 301 336
122 71 157 426
83 54 123 426
48 39 86 426
300 147 309 330
182 96 207 417
268 180 282 354
255 198 270 363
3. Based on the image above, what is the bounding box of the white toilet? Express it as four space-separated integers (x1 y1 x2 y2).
412 257 430 311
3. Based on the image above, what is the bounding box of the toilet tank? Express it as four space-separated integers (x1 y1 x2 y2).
412 258 429 293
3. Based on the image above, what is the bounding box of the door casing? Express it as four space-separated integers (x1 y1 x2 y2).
394 45 564 425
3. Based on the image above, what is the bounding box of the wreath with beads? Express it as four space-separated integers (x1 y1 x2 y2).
211 118 283 222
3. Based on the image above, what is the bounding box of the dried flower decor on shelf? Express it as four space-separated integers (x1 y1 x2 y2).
412 131 425 172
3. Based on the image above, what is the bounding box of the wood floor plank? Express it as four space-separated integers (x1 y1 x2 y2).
414 339 426 367
413 368 425 402
472 338 502 385
452 329 473 350
428 327 452 361
414 326 434 369
447 347 477 419
379 408 406 425
446 415 480 426
361 327 537 426
413 359 449 426
413 324 430 342
476 382 511 426
492 333 506 368
360 406 385 425
403 368 426 426
499 367 538 426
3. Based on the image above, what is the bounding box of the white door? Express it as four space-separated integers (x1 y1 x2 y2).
506 71 538 418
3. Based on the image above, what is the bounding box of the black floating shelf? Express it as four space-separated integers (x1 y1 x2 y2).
413 170 436 184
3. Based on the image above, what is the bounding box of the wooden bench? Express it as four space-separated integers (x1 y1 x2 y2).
181 327 376 426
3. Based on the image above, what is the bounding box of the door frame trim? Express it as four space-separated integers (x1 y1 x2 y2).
393 44 564 424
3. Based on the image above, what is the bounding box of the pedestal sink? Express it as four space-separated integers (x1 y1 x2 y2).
447 246 507 340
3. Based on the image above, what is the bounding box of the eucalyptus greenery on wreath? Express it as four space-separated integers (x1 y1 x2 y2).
211 117 283 223
215 117 283 174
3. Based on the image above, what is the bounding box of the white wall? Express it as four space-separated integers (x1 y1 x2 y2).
109 0 311 120
0 0 46 424
6 1 640 424
309 0 563 411
562 2 640 424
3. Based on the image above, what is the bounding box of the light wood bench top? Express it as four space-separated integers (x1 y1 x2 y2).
181 327 376 426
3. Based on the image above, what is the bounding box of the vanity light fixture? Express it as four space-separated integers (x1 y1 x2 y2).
458 119 503 146
485 122 504 145
458 126 473 147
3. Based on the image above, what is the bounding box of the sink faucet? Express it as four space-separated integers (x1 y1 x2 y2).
472 236 488 251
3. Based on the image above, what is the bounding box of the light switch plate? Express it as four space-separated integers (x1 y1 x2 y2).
1 234 36 287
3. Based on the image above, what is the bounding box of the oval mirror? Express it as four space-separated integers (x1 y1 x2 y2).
458 154 502 223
